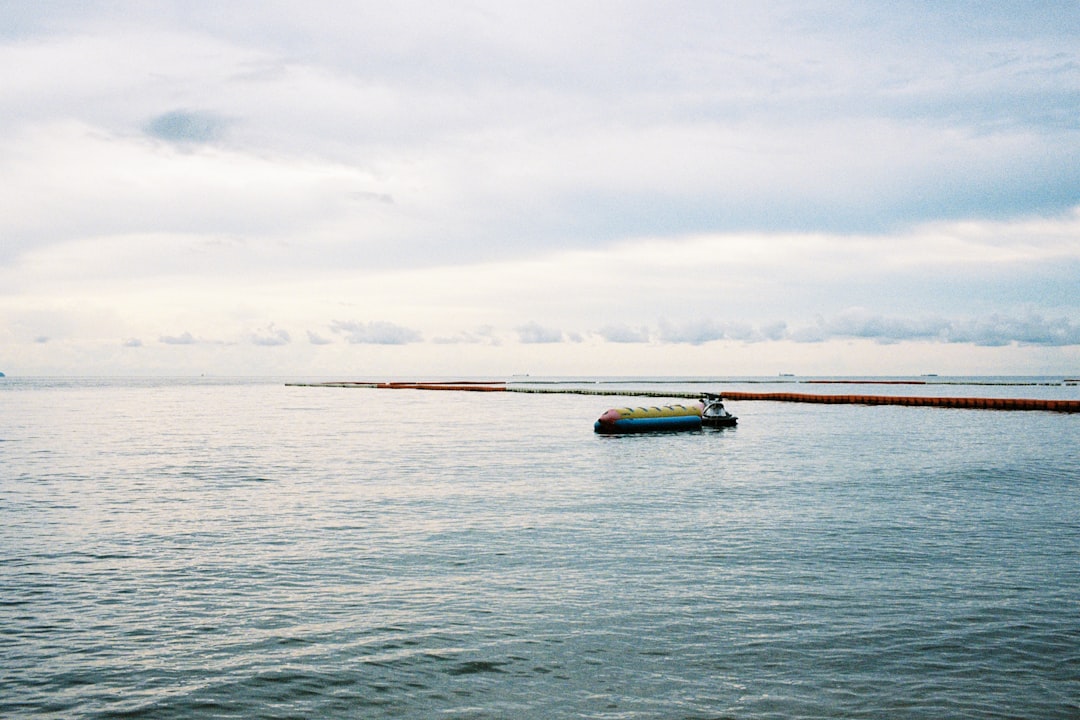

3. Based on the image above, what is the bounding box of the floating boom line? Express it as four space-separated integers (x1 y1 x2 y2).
285 381 1079 412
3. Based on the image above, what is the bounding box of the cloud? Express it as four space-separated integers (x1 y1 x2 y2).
789 310 1080 347
144 110 231 144
432 326 501 345
250 324 290 346
3 3 1077 273
760 321 788 341
516 322 563 344
0 119 394 268
329 320 422 344
656 319 728 345
943 314 1080 347
584 312 1080 349
654 319 770 345
595 324 651 343
1 5 1079 377
790 309 951 345
159 332 196 345
122 338 143 347
348 190 395 205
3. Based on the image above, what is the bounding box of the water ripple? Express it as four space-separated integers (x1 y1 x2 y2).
1 379 1078 718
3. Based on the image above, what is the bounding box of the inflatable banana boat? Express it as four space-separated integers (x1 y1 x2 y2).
594 394 736 434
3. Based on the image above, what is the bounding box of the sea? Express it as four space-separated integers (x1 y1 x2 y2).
1 376 1078 719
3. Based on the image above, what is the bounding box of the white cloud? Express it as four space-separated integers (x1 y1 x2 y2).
329 320 422 345
516 322 564 344
790 309 951 345
655 319 768 345
432 326 501 345
159 332 196 345
250 324 290 347
1 3 1078 376
596 324 651 343
760 321 788 341
786 310 1080 347
3 4 1077 267
943 314 1080 347
587 311 1080 349
656 319 725 346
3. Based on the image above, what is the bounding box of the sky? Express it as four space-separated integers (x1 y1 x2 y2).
1 1 1078 377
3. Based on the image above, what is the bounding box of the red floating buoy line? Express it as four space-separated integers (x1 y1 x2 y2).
285 381 1080 413
721 391 1080 413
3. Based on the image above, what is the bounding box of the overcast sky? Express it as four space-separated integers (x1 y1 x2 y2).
1 1 1078 376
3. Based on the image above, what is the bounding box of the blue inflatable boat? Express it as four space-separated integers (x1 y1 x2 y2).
593 395 736 434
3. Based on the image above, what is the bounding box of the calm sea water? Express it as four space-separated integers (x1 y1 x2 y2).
2 377 1078 719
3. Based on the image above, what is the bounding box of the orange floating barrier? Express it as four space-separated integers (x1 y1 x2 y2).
295 383 1079 413
720 391 1078 413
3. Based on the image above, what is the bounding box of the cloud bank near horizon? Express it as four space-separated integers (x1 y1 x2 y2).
126 310 1080 353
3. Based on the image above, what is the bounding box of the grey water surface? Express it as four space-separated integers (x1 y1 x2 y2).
2 377 1078 718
